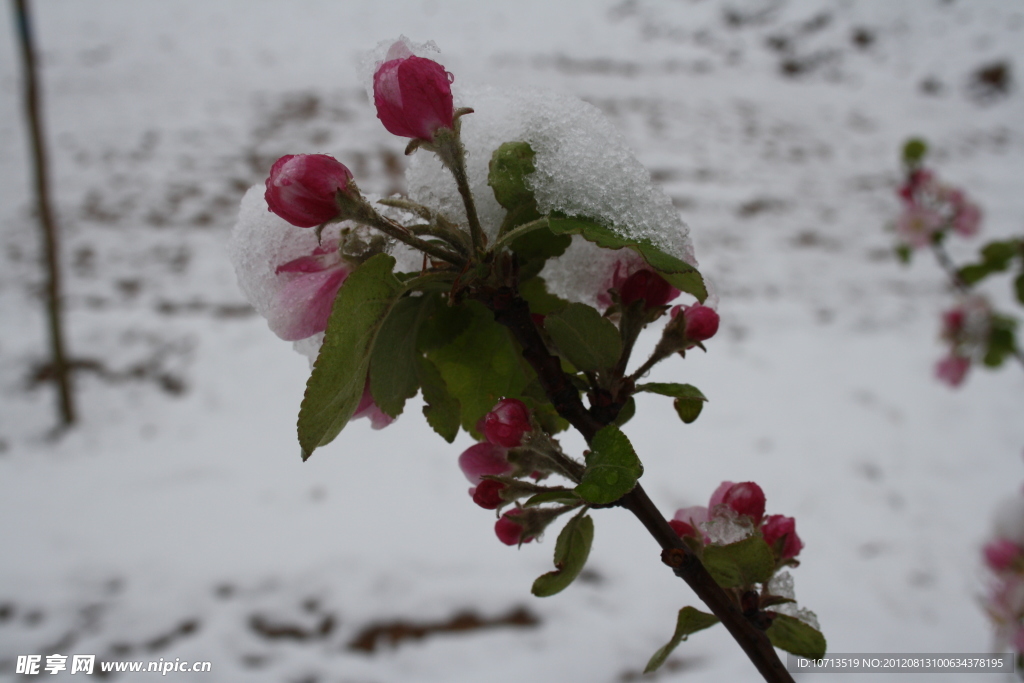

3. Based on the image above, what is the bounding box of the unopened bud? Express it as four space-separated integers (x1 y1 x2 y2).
265 154 354 228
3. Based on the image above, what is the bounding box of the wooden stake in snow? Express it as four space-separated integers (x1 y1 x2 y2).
13 0 76 427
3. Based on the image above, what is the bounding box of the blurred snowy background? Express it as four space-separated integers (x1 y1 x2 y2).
1 0 1023 681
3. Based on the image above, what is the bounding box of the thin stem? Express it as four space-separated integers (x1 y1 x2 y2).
14 0 75 428
435 129 486 256
361 213 467 268
477 285 793 683
930 241 970 295
491 217 549 253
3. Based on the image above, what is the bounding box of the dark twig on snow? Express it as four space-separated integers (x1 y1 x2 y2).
13 0 76 427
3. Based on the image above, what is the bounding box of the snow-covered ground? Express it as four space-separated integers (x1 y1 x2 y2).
1 1 1023 680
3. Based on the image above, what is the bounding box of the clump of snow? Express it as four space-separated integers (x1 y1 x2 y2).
405 85 696 306
701 506 755 545
769 570 820 630
768 570 795 601
227 186 340 337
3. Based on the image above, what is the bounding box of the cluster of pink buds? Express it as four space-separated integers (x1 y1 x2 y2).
895 167 982 248
982 489 1024 655
935 295 992 387
671 481 803 561
458 399 541 544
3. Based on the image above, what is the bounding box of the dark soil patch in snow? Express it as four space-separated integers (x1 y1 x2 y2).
348 606 539 653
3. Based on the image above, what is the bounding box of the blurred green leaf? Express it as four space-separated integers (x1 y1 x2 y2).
644 607 720 673
370 295 428 418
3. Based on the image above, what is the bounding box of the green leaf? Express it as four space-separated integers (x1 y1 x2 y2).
523 490 582 507
701 535 776 588
370 296 427 418
766 614 827 659
636 383 707 424
519 276 569 316
298 254 404 459
416 296 474 351
1015 272 1024 305
981 240 1019 270
489 141 538 211
895 244 912 264
674 398 704 424
611 396 636 428
575 425 643 504
902 138 928 165
644 607 720 673
636 382 706 400
531 513 594 597
983 316 1018 368
544 303 622 372
425 301 530 434
416 355 461 442
547 213 707 302
958 263 992 286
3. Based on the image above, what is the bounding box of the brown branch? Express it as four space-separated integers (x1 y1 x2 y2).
14 0 75 427
476 285 793 683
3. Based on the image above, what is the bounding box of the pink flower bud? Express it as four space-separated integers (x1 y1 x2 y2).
935 354 970 387
483 398 531 448
985 539 1023 572
762 514 803 559
495 509 534 546
619 269 680 309
953 200 982 237
713 482 766 523
472 479 506 510
672 304 720 344
265 154 353 228
671 505 709 541
895 204 942 249
373 42 454 141
458 442 512 484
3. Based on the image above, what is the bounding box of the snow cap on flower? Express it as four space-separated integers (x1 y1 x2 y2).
483 398 532 448
458 442 512 484
372 37 454 140
228 187 355 343
265 154 353 228
403 86 696 305
762 514 803 559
